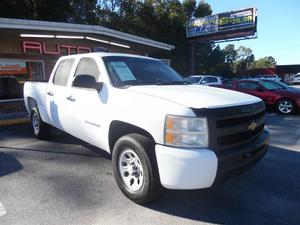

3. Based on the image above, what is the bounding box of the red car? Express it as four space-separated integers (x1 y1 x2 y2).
217 79 300 114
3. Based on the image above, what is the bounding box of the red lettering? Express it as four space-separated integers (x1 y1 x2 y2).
22 40 92 55
22 41 42 54
60 44 77 55
77 46 91 54
42 42 60 55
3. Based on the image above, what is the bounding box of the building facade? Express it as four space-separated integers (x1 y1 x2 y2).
0 18 174 115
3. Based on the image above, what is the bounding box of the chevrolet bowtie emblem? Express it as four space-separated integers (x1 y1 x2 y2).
248 121 257 131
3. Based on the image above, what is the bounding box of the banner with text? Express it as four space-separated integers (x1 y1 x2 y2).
0 60 27 75
186 7 256 39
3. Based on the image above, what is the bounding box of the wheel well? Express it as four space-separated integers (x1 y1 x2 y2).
27 97 38 112
108 121 155 152
276 98 296 107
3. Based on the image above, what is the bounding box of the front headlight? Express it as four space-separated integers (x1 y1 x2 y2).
164 115 208 148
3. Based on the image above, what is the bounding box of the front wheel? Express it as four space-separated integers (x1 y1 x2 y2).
276 99 295 115
112 134 162 204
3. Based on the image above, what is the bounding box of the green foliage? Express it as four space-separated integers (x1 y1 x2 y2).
223 44 237 64
222 44 277 75
254 56 277 68
194 0 212 18
0 0 71 22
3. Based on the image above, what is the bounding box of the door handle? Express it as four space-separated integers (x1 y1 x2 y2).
47 91 54 96
66 95 76 102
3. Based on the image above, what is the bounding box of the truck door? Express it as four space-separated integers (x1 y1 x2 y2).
63 57 107 148
46 58 75 130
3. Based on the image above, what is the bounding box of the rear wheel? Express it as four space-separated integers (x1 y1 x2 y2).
31 107 51 139
112 134 162 204
276 99 295 115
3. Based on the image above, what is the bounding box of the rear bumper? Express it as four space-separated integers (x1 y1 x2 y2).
155 129 270 190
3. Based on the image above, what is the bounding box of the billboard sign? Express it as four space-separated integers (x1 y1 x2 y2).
218 8 255 31
186 15 218 38
186 7 256 39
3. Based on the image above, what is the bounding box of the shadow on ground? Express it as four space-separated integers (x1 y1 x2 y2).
146 145 300 225
0 151 23 177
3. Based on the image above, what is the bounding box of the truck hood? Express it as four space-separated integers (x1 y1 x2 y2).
128 85 261 109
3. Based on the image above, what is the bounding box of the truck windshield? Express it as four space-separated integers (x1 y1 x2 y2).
102 56 186 87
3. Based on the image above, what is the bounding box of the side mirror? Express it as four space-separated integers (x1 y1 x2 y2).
201 80 207 84
73 75 103 92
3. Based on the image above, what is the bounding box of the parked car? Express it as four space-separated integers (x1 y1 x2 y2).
24 53 269 203
218 79 300 114
0 76 22 100
291 73 300 84
256 74 282 82
185 75 222 86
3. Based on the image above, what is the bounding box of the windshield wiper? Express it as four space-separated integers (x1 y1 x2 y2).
118 80 189 87
154 80 189 85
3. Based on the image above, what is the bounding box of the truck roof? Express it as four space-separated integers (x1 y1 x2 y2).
58 52 157 61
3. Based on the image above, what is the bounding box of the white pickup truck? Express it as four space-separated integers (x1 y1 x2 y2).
24 52 270 203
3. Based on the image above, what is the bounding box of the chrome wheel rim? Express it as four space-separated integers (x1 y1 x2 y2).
32 113 40 135
119 148 144 191
279 101 293 114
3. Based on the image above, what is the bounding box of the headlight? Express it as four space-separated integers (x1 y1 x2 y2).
164 115 208 148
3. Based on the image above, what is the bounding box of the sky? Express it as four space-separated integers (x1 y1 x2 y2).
204 0 300 65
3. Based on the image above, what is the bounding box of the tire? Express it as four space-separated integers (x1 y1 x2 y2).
31 107 51 139
276 99 295 115
112 133 162 204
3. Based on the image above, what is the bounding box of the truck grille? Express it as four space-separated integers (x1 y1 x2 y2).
192 101 266 151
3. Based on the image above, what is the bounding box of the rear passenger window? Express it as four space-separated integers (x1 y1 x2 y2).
53 59 74 86
74 58 100 80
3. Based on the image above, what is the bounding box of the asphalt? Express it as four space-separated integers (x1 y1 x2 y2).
0 114 300 225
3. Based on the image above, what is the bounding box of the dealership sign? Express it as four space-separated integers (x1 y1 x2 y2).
0 60 27 75
22 41 91 55
186 7 256 38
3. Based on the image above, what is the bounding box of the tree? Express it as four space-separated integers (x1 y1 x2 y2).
254 56 276 68
182 0 196 20
223 44 237 64
191 0 214 75
233 46 255 71
0 0 72 22
68 0 99 24
194 0 212 18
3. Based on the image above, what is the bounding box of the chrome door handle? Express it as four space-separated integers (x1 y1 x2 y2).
66 95 75 102
47 91 54 96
